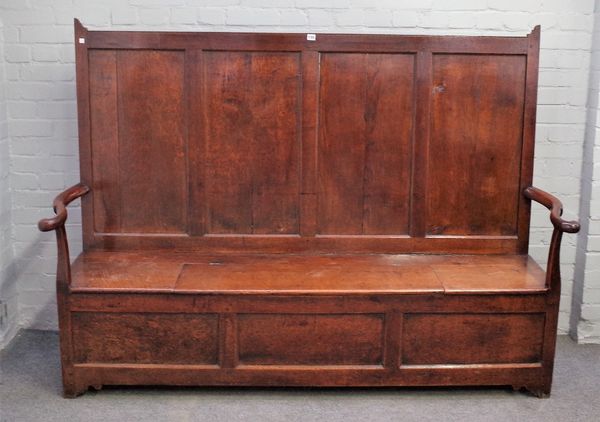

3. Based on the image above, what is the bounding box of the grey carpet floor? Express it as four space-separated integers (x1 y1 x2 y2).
0 330 599 422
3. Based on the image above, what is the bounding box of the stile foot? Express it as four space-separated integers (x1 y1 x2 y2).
63 382 89 398
523 385 551 398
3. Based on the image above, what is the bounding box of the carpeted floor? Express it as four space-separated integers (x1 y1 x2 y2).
1 330 599 422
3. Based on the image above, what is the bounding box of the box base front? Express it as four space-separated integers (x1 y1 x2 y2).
60 291 556 397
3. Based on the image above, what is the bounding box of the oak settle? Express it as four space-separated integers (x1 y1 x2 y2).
38 21 579 398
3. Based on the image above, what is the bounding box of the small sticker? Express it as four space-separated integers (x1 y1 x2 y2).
306 33 316 41
78 37 85 44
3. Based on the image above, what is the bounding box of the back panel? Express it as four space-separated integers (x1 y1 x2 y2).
203 51 301 235
76 21 539 253
427 54 526 236
89 50 187 234
317 53 414 235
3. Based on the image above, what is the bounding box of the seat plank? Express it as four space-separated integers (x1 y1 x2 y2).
70 252 182 291
434 260 547 294
70 251 545 294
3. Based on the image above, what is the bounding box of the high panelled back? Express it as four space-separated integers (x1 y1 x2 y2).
76 22 539 254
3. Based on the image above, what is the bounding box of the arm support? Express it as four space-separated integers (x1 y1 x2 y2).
523 186 580 294
38 183 90 291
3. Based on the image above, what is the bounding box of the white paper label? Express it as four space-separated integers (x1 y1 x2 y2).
306 34 316 41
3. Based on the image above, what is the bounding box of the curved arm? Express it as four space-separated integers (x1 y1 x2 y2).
38 183 90 232
523 186 580 233
523 186 580 295
38 183 90 292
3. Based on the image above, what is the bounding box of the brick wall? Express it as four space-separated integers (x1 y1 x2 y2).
0 0 596 341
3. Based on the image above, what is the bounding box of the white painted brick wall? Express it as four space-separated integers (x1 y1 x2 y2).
0 0 596 341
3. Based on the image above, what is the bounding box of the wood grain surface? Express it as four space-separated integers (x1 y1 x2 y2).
88 49 187 234
237 313 384 365
79 27 537 253
204 52 301 235
72 312 219 364
402 313 545 364
427 54 525 236
317 53 414 235
68 251 546 294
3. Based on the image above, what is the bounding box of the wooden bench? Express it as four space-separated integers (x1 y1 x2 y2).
38 21 580 398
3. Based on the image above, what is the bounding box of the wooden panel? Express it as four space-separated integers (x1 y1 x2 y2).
70 252 182 291
72 312 218 364
434 258 547 293
117 50 187 233
204 51 301 235
402 313 545 365
237 314 384 365
176 258 443 293
318 53 414 235
79 30 539 255
89 50 120 233
427 54 526 236
69 250 546 293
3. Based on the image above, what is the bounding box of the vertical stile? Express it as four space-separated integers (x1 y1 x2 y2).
300 50 320 236
410 51 432 238
188 49 206 235
384 311 402 370
219 313 238 368
518 26 541 254
75 19 94 247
